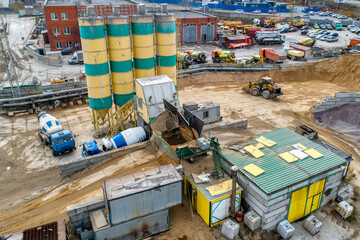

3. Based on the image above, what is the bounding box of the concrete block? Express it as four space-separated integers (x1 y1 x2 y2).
309 173 327 184
62 103 67 108
326 167 344 177
85 98 89 104
67 209 76 218
262 218 283 230
322 102 335 106
270 188 289 200
7 111 14 117
28 108 34 114
69 101 74 107
244 192 268 213
263 210 287 224
335 92 353 98
288 180 309 192
268 198 290 213
77 100 83 105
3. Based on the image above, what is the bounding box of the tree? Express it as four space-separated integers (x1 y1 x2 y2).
9 1 25 13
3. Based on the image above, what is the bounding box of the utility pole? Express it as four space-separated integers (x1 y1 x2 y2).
0 17 21 98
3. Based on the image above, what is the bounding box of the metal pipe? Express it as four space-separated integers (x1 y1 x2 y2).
230 165 239 216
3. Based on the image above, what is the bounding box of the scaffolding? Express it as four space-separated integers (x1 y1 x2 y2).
0 18 21 98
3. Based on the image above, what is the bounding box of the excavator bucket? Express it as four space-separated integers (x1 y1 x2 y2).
242 83 250 93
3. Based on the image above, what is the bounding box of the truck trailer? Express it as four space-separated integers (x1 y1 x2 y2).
255 31 286 45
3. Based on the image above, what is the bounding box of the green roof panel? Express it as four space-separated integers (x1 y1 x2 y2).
221 128 347 195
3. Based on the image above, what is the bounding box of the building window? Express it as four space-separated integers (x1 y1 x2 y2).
66 41 72 48
51 13 58 20
53 28 60 36
56 42 63 49
64 27 70 35
61 13 68 20
74 43 80 48
203 111 209 119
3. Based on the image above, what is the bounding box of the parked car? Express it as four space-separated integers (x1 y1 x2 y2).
32 12 43 16
350 27 359 33
234 9 244 13
355 29 360 35
324 31 331 35
313 24 319 29
61 48 72 55
290 27 298 32
319 30 327 34
301 30 309 35
302 14 310 18
326 24 333 30
338 15 347 19
280 28 290 33
327 36 338 42
301 26 309 30
309 11 315 15
319 12 327 16
253 10 261 13
331 32 339 37
347 25 356 30
319 24 326 29
316 34 324 40
320 36 328 41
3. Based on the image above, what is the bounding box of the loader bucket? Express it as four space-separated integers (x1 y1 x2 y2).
242 84 250 93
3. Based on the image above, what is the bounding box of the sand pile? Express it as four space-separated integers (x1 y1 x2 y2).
270 54 360 91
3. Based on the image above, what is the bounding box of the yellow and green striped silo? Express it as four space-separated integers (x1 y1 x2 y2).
155 14 177 86
79 17 112 111
131 15 155 79
106 16 134 106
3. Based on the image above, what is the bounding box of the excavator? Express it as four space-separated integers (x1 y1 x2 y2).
212 50 236 63
263 16 286 28
242 77 283 99
289 2 305 27
248 55 264 64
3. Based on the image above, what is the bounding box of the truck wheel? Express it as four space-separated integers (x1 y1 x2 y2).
262 90 270 99
38 132 44 143
251 88 260 96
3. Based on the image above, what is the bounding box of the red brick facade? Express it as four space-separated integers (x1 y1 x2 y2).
44 4 137 52
178 17 217 43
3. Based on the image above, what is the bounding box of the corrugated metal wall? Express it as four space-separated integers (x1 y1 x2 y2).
183 24 197 43
200 23 214 42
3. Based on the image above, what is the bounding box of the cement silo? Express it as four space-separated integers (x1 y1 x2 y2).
154 11 177 86
79 8 112 134
131 14 155 79
106 11 134 106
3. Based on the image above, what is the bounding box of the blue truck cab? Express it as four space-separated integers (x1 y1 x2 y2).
81 140 100 157
50 130 75 155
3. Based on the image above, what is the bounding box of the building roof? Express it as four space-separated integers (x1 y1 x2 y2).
186 174 243 202
312 137 353 161
45 0 135 6
173 10 215 19
135 74 173 86
103 164 182 201
221 128 347 195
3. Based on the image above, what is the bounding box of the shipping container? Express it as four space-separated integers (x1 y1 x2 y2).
103 164 182 225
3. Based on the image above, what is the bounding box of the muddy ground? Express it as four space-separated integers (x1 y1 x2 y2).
0 55 360 239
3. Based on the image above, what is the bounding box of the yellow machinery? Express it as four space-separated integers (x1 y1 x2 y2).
242 77 283 99
51 77 73 84
184 50 206 63
248 54 264 64
212 50 235 63
177 51 193 69
287 50 305 60
79 71 86 81
263 16 286 28
298 37 315 47
289 3 305 27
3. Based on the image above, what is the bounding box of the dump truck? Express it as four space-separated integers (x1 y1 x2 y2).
211 50 235 63
68 51 83 64
298 37 315 47
255 31 286 45
287 49 305 60
177 52 193 69
242 77 283 99
259 48 286 63
37 111 76 156
184 50 206 63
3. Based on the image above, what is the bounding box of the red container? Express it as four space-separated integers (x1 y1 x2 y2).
236 211 244 223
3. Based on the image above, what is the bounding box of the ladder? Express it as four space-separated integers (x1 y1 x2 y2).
211 137 225 178
106 99 137 137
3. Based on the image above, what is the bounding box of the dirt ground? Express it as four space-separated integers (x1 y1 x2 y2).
1 55 360 239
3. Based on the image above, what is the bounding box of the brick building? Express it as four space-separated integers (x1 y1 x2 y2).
44 0 137 52
174 10 217 43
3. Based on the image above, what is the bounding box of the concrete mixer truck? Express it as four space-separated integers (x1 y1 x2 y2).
81 126 150 157
184 50 207 63
212 50 236 63
37 111 76 156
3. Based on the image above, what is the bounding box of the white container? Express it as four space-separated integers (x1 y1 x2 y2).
244 210 261 231
335 201 353 219
221 219 239 240
276 220 295 240
303 215 322 235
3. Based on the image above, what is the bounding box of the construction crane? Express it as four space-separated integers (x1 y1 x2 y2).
263 16 286 28
289 1 305 27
